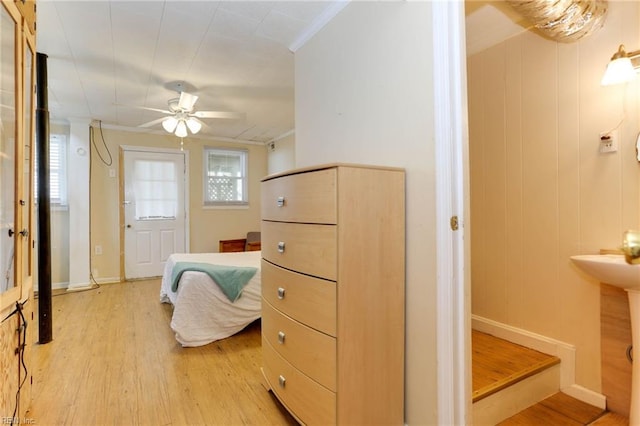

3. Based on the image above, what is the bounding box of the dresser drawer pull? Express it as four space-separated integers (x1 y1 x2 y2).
277 196 285 207
278 331 286 344
277 287 286 299
278 375 286 388
277 241 285 253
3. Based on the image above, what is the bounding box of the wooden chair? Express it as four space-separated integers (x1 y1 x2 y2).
245 231 261 251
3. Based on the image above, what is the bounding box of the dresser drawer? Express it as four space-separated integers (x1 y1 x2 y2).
261 260 336 336
262 221 337 281
263 338 336 425
262 299 336 391
262 168 337 224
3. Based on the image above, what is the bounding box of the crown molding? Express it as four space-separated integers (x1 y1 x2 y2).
288 0 350 53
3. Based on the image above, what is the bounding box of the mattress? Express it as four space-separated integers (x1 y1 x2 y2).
160 250 262 347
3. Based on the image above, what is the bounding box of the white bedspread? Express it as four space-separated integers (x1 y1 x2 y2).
160 251 262 347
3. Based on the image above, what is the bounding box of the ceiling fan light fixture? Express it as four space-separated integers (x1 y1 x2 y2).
134 89 243 137
186 117 202 134
175 120 188 138
162 116 178 133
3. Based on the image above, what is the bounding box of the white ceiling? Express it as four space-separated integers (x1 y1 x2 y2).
36 1 346 144
465 2 530 56
36 1 526 144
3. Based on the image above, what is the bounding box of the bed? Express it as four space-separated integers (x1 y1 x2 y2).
160 250 262 347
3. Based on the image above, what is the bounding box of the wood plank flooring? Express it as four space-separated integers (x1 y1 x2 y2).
23 281 629 425
26 279 297 425
497 392 605 425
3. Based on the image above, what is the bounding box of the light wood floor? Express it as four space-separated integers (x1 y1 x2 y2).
498 392 606 425
24 281 630 425
26 279 297 426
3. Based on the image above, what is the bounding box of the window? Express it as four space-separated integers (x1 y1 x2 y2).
34 134 67 206
203 147 248 206
49 135 67 205
133 159 178 220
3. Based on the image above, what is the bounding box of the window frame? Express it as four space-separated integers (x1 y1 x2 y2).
48 134 68 207
202 147 249 208
34 133 68 209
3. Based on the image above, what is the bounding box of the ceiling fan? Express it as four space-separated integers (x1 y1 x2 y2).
130 85 245 137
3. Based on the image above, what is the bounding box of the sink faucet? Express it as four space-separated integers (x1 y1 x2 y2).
623 230 640 264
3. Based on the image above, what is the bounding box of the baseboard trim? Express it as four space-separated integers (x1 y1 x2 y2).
472 315 605 409
67 282 94 291
67 277 121 291
53 281 69 290
66 284 96 292
92 276 121 285
562 384 607 410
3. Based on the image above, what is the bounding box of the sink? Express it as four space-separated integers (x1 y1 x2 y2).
570 254 640 290
571 253 640 425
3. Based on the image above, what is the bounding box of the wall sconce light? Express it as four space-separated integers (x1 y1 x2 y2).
601 44 640 86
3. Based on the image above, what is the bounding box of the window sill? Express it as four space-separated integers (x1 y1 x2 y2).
202 204 249 210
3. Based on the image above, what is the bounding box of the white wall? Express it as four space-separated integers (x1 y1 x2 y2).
45 124 267 286
67 119 91 288
88 128 267 281
295 2 438 424
468 0 640 392
267 132 295 175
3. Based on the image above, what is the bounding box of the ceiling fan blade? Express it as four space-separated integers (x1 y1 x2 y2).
192 117 212 131
138 117 167 128
115 103 172 115
178 92 198 111
192 110 245 120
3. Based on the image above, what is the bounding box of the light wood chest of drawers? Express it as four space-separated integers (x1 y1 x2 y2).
260 164 405 425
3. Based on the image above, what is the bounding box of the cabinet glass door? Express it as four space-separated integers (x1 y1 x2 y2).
22 37 34 282
0 5 17 295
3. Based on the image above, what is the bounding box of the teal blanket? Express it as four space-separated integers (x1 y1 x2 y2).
171 262 258 302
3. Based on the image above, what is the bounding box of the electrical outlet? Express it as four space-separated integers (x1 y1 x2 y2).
95 245 102 255
599 129 618 153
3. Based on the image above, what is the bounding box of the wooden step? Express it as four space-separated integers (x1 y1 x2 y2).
472 331 624 426
473 330 561 402
472 330 562 425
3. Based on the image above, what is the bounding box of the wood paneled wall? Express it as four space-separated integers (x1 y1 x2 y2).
468 0 640 392
601 284 632 416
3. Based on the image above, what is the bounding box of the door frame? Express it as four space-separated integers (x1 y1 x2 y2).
432 1 470 425
119 145 190 280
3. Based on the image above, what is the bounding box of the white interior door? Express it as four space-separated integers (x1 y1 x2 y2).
123 149 187 279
